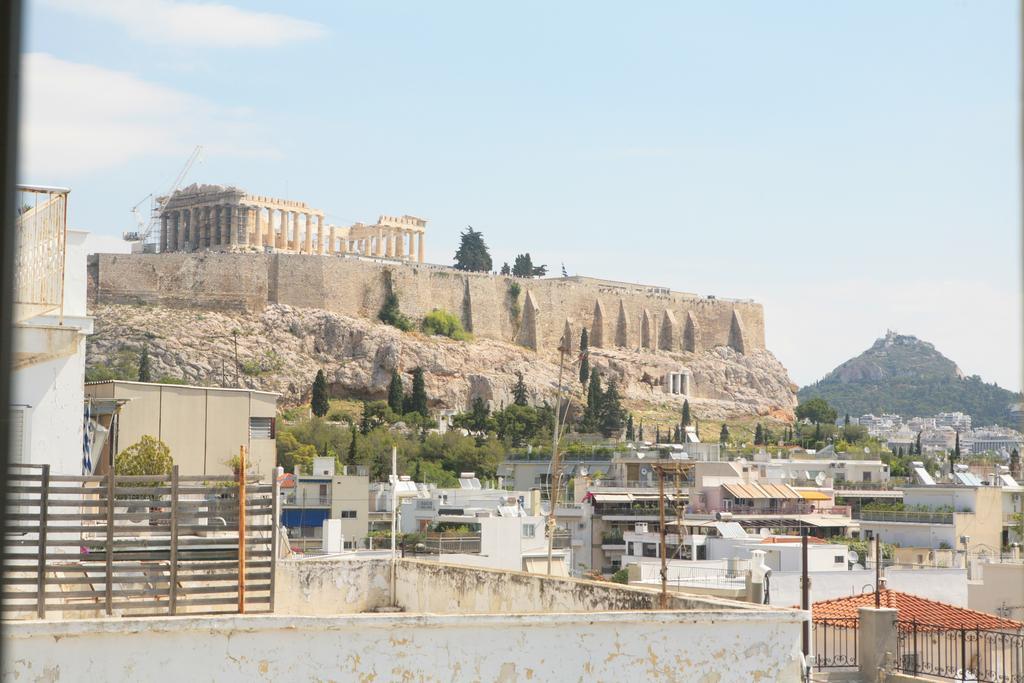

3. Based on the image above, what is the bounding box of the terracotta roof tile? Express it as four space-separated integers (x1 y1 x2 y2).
812 589 1024 632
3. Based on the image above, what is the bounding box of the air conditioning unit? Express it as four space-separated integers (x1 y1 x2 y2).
635 522 649 533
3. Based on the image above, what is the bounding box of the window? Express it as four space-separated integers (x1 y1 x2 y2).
340 510 357 519
862 472 872 482
343 541 355 550
9 407 25 464
522 523 536 538
834 555 845 564
249 417 275 439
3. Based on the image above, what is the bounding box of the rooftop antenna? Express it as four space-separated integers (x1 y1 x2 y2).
124 145 203 251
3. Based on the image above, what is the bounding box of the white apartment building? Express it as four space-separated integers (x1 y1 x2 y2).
10 187 93 475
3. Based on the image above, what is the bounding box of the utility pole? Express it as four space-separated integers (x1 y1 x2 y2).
546 333 570 576
658 466 667 608
801 527 809 658
875 533 881 608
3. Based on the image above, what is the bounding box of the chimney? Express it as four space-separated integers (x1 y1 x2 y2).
529 488 541 516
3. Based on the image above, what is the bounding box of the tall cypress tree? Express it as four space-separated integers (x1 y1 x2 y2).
599 380 624 437
578 328 590 386
137 345 152 383
754 423 764 445
953 429 961 462
346 426 358 469
719 424 730 445
581 368 603 432
387 370 404 414
638 420 645 442
512 371 529 406
410 367 429 417
625 414 635 441
311 369 330 417
681 399 691 428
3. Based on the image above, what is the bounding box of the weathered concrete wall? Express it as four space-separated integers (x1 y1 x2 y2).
3 609 805 682
90 253 768 354
275 557 802 617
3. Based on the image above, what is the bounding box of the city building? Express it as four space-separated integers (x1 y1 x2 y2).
279 457 369 551
83 380 279 477
10 187 93 474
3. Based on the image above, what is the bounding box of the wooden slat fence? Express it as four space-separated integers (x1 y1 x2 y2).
3 461 279 618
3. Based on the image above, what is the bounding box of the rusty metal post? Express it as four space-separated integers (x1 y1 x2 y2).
105 468 114 616
875 533 881 608
237 445 246 613
659 465 667 609
168 465 179 615
35 464 49 619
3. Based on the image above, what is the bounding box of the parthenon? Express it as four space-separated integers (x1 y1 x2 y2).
157 184 426 262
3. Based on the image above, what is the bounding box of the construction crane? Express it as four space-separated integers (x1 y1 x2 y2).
124 145 203 252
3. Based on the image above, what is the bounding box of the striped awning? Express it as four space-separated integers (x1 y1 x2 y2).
797 489 832 501
722 482 801 500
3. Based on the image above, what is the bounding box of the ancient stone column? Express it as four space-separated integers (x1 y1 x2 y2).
394 231 404 259
191 207 201 250
329 225 337 254
253 207 263 249
276 210 286 249
292 212 302 251
317 216 325 255
375 228 383 257
214 205 225 246
176 210 186 251
230 205 241 246
303 213 313 253
417 232 424 263
159 214 168 252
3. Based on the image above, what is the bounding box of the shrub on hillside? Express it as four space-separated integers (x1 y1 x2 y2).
421 309 471 341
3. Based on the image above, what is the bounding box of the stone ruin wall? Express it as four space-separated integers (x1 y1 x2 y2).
89 253 766 355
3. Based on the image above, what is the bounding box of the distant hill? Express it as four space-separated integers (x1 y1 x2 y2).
798 332 1021 427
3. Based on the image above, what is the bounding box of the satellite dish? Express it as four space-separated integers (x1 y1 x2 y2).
641 467 650 476
847 550 859 563
579 466 589 477
852 563 864 571
864 447 870 454
815 472 826 487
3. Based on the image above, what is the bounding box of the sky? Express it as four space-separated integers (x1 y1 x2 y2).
18 1 1022 392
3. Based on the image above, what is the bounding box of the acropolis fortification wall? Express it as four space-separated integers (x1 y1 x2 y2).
88 253 766 356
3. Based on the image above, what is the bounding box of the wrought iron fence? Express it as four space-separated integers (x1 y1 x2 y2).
810 618 859 670
896 620 1024 682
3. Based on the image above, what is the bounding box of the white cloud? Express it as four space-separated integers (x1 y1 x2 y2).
19 52 277 179
39 0 326 47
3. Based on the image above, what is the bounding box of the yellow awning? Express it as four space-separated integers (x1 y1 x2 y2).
797 490 831 501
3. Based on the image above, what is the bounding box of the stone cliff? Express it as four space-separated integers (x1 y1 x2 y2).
87 303 797 421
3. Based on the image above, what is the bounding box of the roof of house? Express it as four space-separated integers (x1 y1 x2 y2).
759 536 826 545
812 589 1024 631
722 481 801 500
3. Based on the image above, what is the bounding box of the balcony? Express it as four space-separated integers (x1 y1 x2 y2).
14 186 69 323
283 492 331 507
858 509 953 525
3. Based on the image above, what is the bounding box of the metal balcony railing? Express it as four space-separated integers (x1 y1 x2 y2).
14 186 69 323
859 509 954 525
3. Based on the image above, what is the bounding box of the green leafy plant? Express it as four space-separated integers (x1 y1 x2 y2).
421 308 472 341
114 436 173 478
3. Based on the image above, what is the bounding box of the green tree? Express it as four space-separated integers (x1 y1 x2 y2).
795 397 838 425
754 423 764 445
137 345 152 383
512 253 548 278
953 429 961 463
499 262 510 275
494 404 540 447
600 381 624 437
453 226 493 272
580 368 603 433
114 435 172 477
453 397 492 433
673 424 681 443
512 371 529 406
409 367 429 418
844 413 851 426
378 288 412 331
387 370 405 414
638 420 645 442
719 424 730 445
421 308 471 341
1010 448 1021 478
625 414 635 441
915 431 922 455
578 327 590 386
346 426 358 468
681 399 691 428
311 369 330 418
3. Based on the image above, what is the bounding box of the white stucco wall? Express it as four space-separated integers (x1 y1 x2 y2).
768 568 968 608
3 610 805 682
10 229 92 475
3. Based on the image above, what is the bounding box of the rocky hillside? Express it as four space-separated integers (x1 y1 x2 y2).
799 331 1020 426
87 304 797 421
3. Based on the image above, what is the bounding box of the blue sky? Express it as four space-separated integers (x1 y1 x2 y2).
20 1 1022 392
